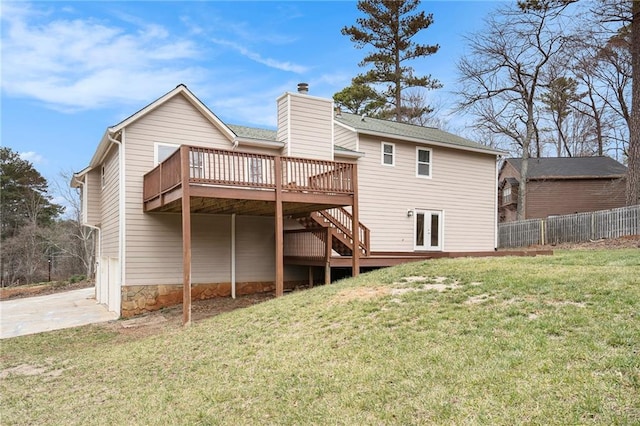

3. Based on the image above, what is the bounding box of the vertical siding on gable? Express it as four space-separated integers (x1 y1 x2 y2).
357 135 497 252
100 147 120 257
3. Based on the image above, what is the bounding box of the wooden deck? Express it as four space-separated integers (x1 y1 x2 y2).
143 146 356 216
142 145 361 325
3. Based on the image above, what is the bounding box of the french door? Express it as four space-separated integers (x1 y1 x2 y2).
414 210 442 251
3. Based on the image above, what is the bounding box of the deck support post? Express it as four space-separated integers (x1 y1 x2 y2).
351 164 360 277
308 266 314 288
180 146 192 326
274 156 284 297
325 227 332 285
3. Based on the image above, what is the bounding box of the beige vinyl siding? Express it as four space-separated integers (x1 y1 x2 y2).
100 147 120 257
124 214 304 285
123 94 303 285
334 124 357 151
85 168 101 226
280 93 333 160
124 94 234 285
357 135 497 252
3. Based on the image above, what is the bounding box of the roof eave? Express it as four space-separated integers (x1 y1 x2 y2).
357 128 504 156
529 174 626 180
235 137 284 149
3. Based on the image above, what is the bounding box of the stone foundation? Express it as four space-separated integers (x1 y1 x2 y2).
121 281 305 317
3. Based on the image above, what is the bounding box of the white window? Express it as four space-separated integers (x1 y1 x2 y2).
101 165 106 189
381 142 395 166
416 147 432 178
154 143 180 165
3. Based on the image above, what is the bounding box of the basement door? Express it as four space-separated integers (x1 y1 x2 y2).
414 210 442 251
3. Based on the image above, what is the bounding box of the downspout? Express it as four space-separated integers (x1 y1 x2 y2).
231 213 236 299
107 129 125 316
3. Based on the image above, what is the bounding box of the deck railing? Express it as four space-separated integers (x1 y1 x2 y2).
283 228 331 261
143 145 356 202
314 207 370 255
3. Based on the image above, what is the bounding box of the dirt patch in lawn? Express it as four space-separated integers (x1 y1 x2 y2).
102 292 275 338
529 235 640 251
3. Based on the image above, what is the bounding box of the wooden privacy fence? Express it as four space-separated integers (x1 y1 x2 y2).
498 205 640 248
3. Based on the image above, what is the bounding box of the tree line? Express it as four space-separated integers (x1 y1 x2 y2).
0 147 93 286
334 0 639 219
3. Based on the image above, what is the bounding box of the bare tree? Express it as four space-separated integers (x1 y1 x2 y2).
457 2 574 219
53 171 96 279
591 0 638 204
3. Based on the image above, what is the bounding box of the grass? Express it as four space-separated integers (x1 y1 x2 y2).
1 249 639 425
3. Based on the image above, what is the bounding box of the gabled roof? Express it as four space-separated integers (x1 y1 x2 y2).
88 84 236 167
505 157 627 180
335 112 503 156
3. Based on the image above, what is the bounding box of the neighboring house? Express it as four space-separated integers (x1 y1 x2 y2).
498 157 627 222
72 84 502 319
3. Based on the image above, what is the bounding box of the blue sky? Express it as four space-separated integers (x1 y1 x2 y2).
1 0 501 206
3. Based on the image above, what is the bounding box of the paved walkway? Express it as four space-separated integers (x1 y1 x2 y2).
0 287 118 339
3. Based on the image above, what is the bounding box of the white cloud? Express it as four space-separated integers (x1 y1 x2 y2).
210 38 308 74
19 151 46 164
0 3 207 111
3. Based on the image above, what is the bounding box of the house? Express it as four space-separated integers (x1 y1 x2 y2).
72 84 503 320
498 156 627 222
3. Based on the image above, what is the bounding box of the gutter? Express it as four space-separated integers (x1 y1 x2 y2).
234 137 285 149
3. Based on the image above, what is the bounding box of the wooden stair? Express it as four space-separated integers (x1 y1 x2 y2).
297 207 370 257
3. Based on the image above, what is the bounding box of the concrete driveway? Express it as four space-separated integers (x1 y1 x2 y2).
0 287 118 339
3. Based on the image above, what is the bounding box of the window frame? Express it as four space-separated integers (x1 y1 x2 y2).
381 142 395 166
154 142 181 166
416 147 433 179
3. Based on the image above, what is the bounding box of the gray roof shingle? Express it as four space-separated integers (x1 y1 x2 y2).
506 157 627 179
227 124 277 142
335 112 501 154
227 113 502 155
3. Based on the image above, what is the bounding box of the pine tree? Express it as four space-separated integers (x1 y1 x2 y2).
340 0 441 122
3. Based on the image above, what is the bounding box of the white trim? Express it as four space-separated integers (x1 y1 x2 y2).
89 85 236 168
231 214 236 299
286 94 292 157
381 141 395 166
330 101 335 161
416 146 433 179
235 138 285 149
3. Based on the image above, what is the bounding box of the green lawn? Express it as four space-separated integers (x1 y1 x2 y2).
1 249 639 425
